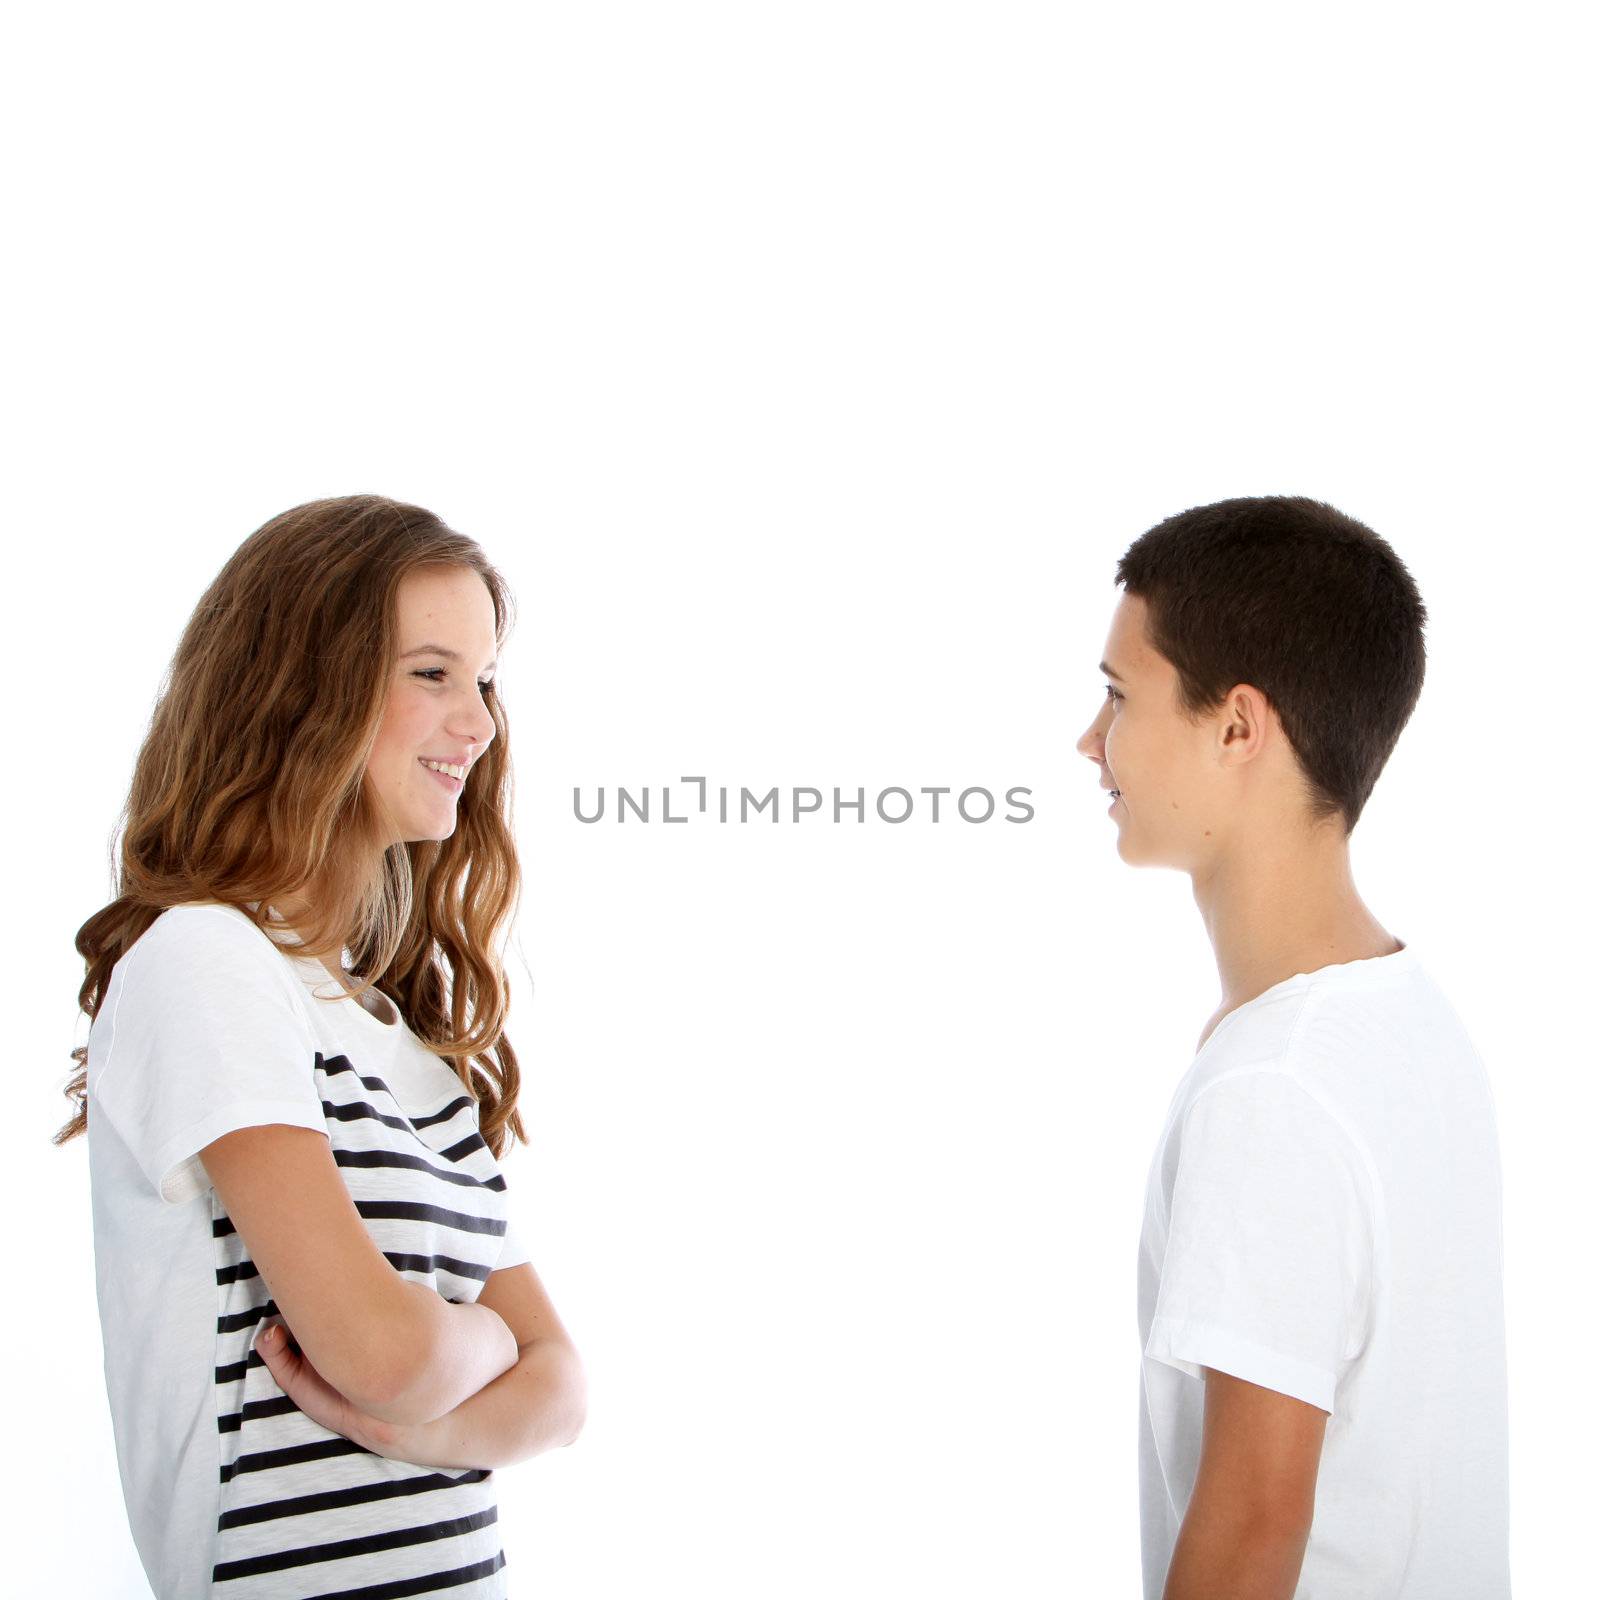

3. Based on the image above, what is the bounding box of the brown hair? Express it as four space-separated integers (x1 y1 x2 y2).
55 494 527 1157
1116 495 1428 836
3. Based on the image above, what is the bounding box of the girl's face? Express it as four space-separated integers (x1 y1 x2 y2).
368 565 500 846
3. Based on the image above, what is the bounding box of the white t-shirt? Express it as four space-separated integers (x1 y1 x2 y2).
1137 942 1510 1598
87 902 534 1600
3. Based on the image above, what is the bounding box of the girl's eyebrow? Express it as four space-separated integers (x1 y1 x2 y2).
1099 659 1126 682
401 644 499 672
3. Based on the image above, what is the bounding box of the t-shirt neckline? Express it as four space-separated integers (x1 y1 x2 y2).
1200 938 1415 1057
256 902 400 1029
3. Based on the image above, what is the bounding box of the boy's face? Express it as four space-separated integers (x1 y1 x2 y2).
1076 591 1239 869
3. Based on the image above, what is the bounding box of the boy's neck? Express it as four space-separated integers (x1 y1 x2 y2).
1192 829 1401 1051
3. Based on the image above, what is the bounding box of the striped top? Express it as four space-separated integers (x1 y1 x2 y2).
88 903 529 1598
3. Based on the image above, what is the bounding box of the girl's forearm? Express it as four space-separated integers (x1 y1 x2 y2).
379 1282 521 1426
384 1338 587 1471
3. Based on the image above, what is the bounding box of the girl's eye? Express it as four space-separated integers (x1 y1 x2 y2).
1104 684 1123 703
414 668 496 696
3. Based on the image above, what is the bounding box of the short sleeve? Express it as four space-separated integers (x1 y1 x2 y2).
89 906 329 1206
1145 1070 1373 1415
466 1090 533 1273
496 1209 533 1272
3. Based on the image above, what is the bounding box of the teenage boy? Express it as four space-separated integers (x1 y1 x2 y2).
1077 497 1509 1599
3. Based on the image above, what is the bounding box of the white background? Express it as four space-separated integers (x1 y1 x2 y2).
8 2 1596 1595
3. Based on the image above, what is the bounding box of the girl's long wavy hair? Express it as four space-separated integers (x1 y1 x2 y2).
55 494 527 1158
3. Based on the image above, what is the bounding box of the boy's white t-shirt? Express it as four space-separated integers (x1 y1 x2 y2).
86 902 534 1600
1137 942 1510 1598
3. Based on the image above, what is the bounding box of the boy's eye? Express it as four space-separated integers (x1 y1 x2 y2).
414 668 496 696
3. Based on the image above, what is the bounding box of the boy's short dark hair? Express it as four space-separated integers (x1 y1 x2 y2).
1116 496 1428 835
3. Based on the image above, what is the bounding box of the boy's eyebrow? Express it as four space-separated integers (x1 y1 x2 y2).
1099 660 1125 682
401 644 499 671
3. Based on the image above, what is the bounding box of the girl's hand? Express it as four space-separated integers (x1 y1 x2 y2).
254 1321 411 1460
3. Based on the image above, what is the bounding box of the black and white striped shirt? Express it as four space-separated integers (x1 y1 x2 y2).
89 903 529 1598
